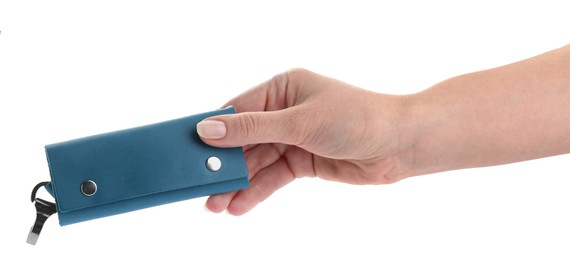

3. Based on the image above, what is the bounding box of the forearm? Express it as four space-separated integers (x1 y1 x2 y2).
405 45 570 175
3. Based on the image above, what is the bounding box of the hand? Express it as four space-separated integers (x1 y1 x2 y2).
197 69 417 215
197 46 570 216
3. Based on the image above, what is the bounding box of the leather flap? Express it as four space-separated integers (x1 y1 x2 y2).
45 107 248 213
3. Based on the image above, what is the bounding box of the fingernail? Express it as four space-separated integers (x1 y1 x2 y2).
204 204 211 213
197 120 226 139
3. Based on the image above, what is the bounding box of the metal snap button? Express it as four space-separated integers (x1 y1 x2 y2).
206 156 222 172
81 180 97 196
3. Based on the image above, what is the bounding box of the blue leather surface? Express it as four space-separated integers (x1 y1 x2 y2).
45 107 249 225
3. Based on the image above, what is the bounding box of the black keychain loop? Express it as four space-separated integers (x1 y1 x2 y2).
31 181 50 203
27 181 57 245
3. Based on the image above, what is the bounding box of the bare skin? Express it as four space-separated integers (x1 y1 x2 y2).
196 44 570 216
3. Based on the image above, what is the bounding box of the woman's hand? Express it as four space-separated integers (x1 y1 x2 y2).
197 69 417 215
198 45 570 216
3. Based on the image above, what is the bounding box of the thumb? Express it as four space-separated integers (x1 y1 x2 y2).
196 110 298 147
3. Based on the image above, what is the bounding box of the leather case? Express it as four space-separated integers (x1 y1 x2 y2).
43 107 249 226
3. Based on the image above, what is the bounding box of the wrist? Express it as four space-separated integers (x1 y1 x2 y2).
388 92 444 179
363 93 434 182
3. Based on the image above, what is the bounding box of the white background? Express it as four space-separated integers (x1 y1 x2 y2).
1 0 569 259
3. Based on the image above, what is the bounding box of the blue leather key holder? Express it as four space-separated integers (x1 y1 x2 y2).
26 107 249 245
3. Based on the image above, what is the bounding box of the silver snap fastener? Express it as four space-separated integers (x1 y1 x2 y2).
206 156 222 172
81 180 97 196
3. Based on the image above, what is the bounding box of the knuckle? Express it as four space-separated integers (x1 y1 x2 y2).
236 113 259 139
283 107 312 146
285 68 311 83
